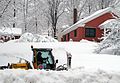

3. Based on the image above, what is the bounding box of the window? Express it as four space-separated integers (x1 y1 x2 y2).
63 35 66 41
40 51 53 64
85 28 96 37
74 29 77 37
68 33 70 41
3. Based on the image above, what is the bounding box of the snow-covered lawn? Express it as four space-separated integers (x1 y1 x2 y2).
0 40 120 83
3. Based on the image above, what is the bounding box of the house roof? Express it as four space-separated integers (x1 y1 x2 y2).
61 7 113 36
0 27 22 35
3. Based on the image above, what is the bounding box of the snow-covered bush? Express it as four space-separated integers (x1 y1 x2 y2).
95 19 120 55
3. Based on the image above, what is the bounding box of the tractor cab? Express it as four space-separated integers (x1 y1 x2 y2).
31 46 57 70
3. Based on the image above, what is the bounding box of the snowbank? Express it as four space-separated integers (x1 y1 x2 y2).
0 68 120 83
0 42 67 67
8 32 58 43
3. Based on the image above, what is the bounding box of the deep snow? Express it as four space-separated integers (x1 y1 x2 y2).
0 40 120 71
0 40 120 83
0 68 120 83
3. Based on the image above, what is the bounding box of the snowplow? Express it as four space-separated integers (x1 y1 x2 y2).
0 62 30 70
10 62 32 70
0 45 72 70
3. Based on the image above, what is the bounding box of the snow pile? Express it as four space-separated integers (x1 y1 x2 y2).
0 43 33 66
0 68 120 83
0 43 67 67
9 33 58 43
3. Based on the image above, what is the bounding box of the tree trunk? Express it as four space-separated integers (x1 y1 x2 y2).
53 27 57 39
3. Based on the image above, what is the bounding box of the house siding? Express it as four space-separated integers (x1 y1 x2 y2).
86 13 114 27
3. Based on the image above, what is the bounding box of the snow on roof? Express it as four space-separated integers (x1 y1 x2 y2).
61 7 113 36
0 27 22 35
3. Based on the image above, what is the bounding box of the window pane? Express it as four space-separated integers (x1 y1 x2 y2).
74 29 77 37
63 35 66 41
68 33 70 41
85 28 96 37
41 51 53 64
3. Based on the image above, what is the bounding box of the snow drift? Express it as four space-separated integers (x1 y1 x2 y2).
8 32 58 43
0 68 120 83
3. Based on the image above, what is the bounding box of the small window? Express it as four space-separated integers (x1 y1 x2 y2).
85 28 96 37
63 35 66 41
74 29 77 37
68 33 70 41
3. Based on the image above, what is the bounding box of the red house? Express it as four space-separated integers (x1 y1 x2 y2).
60 7 115 42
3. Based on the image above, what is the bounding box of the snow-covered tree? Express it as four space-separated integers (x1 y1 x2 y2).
0 0 13 27
44 0 65 38
95 20 120 54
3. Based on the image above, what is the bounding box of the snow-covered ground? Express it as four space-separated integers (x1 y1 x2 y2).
0 39 120 83
0 68 120 83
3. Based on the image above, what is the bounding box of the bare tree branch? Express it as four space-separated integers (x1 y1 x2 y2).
0 0 12 18
46 0 64 38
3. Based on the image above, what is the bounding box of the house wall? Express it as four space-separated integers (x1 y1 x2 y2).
62 28 103 42
61 13 114 42
69 27 84 41
62 27 84 42
83 13 113 41
85 13 114 27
